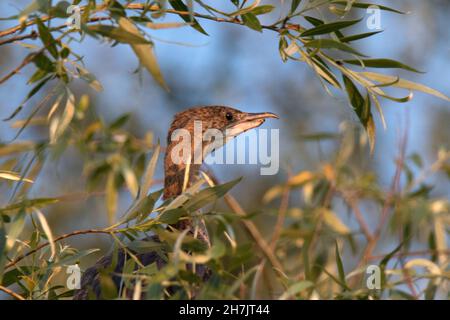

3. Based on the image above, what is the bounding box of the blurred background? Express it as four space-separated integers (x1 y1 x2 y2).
0 0 449 298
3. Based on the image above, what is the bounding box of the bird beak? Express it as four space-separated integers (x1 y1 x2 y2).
225 111 279 138
242 112 279 121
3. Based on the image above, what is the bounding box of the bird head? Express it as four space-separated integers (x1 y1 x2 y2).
164 106 278 199
167 106 279 145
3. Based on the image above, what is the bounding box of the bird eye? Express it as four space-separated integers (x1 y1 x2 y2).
225 112 233 121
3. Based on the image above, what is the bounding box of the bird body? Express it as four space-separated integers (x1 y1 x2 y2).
73 106 278 299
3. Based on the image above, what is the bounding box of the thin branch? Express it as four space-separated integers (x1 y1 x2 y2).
5 229 115 270
203 167 285 273
0 285 26 300
0 3 290 43
361 129 408 263
343 194 374 242
369 249 450 261
270 182 291 250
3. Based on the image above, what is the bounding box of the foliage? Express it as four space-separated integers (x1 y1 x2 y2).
0 0 449 300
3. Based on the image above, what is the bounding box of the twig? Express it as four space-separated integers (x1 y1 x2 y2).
360 129 408 263
343 194 373 242
203 168 285 273
0 3 288 43
5 229 115 270
0 285 26 300
368 249 450 260
270 183 290 250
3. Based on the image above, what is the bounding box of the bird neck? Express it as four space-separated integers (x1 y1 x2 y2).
163 142 201 200
163 141 210 246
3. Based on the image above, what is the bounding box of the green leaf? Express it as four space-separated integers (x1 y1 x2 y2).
279 281 313 300
343 74 366 120
184 177 242 212
32 52 55 73
36 18 58 59
106 171 118 224
335 242 347 289
139 145 160 201
118 18 169 91
158 208 186 224
251 5 275 15
342 75 375 151
1 266 39 287
301 18 362 37
291 0 303 13
109 114 130 130
0 223 6 283
304 15 323 27
99 274 118 299
0 198 58 214
360 72 450 101
88 25 150 44
241 13 262 32
339 30 383 42
53 249 100 267
125 189 163 223
127 240 166 254
331 1 406 14
344 59 424 73
19 0 50 18
379 242 403 287
305 39 367 56
168 0 208 35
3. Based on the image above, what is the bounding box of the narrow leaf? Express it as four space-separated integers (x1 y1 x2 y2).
344 59 424 73
305 39 367 56
118 18 169 91
168 0 208 35
301 18 362 37
361 72 450 101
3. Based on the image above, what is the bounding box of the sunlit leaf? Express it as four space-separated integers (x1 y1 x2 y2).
0 171 33 183
360 72 450 101
34 208 56 261
118 18 169 91
139 144 160 201
279 281 313 300
88 25 150 44
322 209 350 235
106 171 118 224
344 59 424 73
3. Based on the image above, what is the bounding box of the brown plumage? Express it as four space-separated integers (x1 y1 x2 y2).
73 106 278 299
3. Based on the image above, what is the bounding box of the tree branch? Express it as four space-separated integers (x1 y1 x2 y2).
0 285 26 300
5 229 115 270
